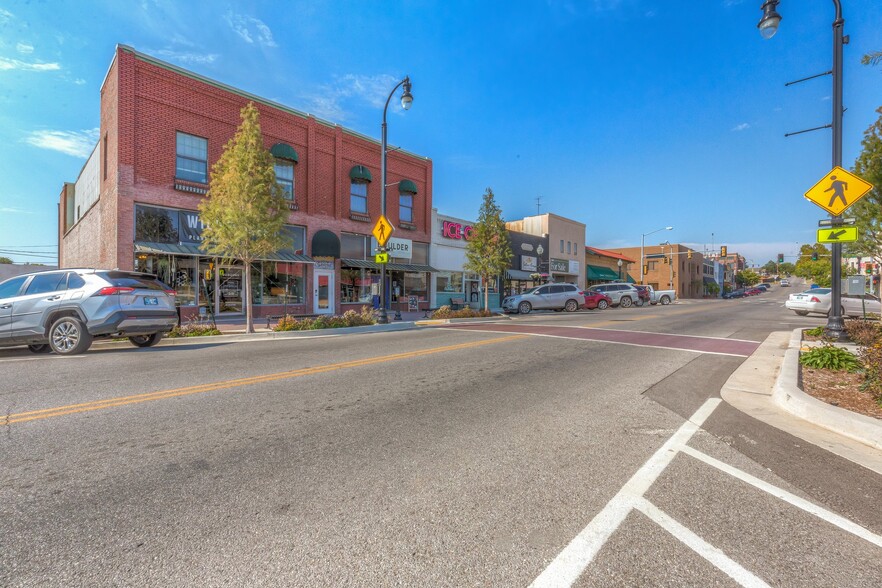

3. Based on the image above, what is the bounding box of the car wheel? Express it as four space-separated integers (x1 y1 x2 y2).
48 316 93 355
518 301 532 315
565 299 578 312
27 344 52 354
635 298 645 307
794 310 809 316
597 300 609 310
660 295 671 305
620 296 632 308
129 333 164 348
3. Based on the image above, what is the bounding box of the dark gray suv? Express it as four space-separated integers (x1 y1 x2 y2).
0 269 178 355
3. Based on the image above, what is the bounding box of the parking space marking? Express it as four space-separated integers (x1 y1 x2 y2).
530 397 882 587
680 445 882 548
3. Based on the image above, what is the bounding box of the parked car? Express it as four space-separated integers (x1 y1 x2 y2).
744 287 763 296
641 284 677 305
0 269 178 355
633 285 651 306
755 284 770 291
722 288 746 299
502 283 585 314
591 283 642 308
780 279 791 287
583 289 613 310
785 288 882 317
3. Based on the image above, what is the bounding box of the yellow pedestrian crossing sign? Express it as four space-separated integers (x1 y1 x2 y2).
804 166 874 216
817 226 858 244
372 215 394 246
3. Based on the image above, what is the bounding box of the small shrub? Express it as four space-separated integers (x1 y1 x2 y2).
844 319 882 347
430 305 493 319
168 321 222 338
858 341 882 402
273 306 377 331
804 326 826 338
799 344 861 372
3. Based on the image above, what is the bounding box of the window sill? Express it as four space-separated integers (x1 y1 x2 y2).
399 222 417 231
285 201 299 211
349 212 371 223
174 178 209 194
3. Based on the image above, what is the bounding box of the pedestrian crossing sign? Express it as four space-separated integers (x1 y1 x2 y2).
372 215 394 247
804 166 874 217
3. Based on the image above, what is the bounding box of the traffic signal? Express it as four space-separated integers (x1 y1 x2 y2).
777 253 784 263
643 264 649 275
720 246 727 257
811 251 819 261
867 264 874 274
687 251 693 259
664 256 669 264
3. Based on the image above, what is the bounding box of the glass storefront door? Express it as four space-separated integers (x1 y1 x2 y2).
218 266 244 314
313 269 335 315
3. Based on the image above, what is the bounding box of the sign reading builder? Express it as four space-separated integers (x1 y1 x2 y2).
371 236 412 260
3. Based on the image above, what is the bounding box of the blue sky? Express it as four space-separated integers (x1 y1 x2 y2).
1 0 881 266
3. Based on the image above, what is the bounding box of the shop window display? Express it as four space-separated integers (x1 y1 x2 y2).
135 253 196 306
435 271 463 293
341 267 379 304
251 261 305 305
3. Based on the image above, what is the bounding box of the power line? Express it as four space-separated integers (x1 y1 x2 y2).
0 244 58 248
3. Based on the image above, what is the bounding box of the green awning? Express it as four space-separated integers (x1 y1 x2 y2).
340 258 436 272
136 241 313 263
586 264 621 281
341 258 380 269
270 143 299 162
349 165 373 182
398 179 418 194
626 274 637 284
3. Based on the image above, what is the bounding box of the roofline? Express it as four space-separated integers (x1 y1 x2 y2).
116 44 431 163
585 246 636 263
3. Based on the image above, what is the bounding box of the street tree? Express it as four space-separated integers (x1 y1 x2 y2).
464 188 512 311
735 269 761 287
0 256 13 264
794 243 846 287
199 102 288 333
844 106 882 270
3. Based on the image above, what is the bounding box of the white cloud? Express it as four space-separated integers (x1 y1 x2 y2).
0 8 13 24
23 128 99 158
0 207 33 214
0 57 61 72
16 43 34 55
225 11 278 48
74 78 86 85
645 10 657 18
821 95 831 101
732 123 751 132
723 0 745 6
147 48 219 65
302 73 404 121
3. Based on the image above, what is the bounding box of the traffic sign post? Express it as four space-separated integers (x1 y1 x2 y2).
804 166 874 216
817 226 858 244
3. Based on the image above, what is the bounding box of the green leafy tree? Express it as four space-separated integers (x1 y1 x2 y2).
761 261 777 275
0 256 13 264
845 106 882 270
199 102 288 333
735 269 761 287
779 262 795 275
464 188 512 311
794 243 846 287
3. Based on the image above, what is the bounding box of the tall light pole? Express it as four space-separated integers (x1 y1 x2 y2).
641 226 673 285
758 0 846 339
377 76 413 325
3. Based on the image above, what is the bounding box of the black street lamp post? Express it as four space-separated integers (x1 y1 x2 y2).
377 76 413 325
758 1 847 339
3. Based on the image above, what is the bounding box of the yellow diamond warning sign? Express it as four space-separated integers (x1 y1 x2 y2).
372 215 394 247
804 166 874 216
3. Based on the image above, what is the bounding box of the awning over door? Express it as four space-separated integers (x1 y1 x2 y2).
586 264 621 281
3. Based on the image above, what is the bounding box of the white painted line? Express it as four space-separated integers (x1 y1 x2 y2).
529 398 722 588
681 446 882 548
634 497 771 588
442 329 753 358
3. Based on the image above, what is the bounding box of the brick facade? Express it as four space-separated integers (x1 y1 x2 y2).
60 45 433 317
612 245 706 299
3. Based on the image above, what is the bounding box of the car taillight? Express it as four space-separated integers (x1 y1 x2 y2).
165 289 176 297
95 286 136 296
810 296 821 303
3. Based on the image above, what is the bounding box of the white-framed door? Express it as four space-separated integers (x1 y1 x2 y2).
313 269 335 315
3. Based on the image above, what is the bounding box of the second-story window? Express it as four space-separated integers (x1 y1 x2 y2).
350 181 368 214
275 159 294 201
176 132 208 183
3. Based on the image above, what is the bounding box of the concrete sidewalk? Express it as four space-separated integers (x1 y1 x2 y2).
205 310 442 335
722 328 882 475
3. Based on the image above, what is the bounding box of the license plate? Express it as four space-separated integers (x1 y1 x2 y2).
144 297 158 305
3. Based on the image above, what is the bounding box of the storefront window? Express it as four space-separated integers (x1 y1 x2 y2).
134 253 196 306
435 271 463 293
411 242 429 265
135 205 180 243
341 233 369 259
250 262 305 305
340 267 379 303
403 272 427 302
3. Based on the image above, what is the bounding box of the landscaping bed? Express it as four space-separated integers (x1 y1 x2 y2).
799 321 882 420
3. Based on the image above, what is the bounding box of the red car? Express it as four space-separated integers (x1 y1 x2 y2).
745 287 762 296
584 289 613 310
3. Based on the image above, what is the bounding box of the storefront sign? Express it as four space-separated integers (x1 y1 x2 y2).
521 255 538 272
442 221 473 241
372 237 412 259
569 260 580 275
550 258 568 273
408 295 418 311
179 211 205 243
314 260 334 270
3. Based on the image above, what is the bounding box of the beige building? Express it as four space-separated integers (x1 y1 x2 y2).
507 213 586 289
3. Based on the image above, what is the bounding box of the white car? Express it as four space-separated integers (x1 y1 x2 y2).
785 288 882 317
780 279 790 287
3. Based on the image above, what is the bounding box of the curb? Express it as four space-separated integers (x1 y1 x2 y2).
772 329 882 452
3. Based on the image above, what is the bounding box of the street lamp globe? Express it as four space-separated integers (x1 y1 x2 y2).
758 0 782 39
400 78 413 110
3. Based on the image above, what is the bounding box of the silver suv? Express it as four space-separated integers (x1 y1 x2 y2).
502 283 585 314
591 283 642 308
0 269 178 355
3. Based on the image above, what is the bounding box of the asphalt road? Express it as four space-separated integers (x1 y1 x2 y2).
1 284 880 587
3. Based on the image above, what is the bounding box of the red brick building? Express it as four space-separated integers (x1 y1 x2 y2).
59 45 433 320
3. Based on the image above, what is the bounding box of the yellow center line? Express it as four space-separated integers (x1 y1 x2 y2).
4 334 526 426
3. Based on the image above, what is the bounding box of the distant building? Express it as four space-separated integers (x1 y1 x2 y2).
611 244 704 299
584 247 635 285
506 213 586 289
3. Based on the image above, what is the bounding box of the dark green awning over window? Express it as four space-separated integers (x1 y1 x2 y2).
586 264 621 281
349 165 373 182
398 179 418 194
270 143 299 162
135 241 313 263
